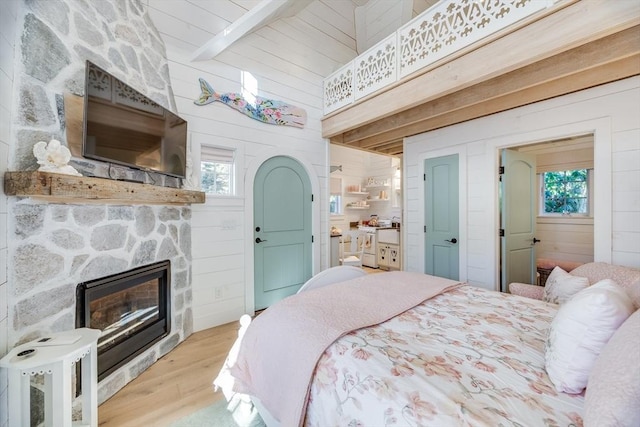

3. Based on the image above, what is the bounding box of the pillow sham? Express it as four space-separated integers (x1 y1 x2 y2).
543 266 589 304
545 279 635 394
584 309 640 427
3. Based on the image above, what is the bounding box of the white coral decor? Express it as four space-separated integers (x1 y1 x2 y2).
33 139 81 176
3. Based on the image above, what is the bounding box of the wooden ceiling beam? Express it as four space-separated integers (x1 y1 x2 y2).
330 139 403 157
190 0 312 61
349 53 640 151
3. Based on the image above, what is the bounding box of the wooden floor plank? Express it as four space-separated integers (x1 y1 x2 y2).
98 321 239 427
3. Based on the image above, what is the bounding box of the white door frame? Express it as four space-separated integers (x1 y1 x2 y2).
415 146 468 282
489 117 612 289
244 148 321 314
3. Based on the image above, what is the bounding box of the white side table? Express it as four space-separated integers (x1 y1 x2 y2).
0 328 101 427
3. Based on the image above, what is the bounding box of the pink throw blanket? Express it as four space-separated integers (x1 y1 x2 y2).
228 271 462 426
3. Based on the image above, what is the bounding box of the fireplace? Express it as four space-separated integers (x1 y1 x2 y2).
76 261 171 381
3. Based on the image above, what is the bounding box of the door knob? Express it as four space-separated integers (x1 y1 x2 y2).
255 237 267 243
532 237 541 244
445 238 457 244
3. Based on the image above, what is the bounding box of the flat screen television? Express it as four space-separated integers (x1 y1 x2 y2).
82 61 187 178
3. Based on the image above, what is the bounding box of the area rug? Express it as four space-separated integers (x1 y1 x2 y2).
170 395 266 427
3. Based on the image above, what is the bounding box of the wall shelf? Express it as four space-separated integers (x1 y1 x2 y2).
346 206 370 209
3 171 206 205
346 191 369 195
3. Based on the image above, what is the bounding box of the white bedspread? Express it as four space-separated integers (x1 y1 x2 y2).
227 271 461 427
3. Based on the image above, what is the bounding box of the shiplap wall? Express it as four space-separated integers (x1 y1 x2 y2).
0 0 19 424
354 0 437 53
536 218 594 264
355 0 411 53
145 0 360 330
404 77 640 290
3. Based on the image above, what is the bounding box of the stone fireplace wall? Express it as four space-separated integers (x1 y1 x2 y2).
12 0 178 182
5 0 195 408
11 202 193 403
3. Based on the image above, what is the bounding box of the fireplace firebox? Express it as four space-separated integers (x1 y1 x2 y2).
76 261 171 381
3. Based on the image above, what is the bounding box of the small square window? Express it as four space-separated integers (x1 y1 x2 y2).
200 146 235 196
542 169 590 215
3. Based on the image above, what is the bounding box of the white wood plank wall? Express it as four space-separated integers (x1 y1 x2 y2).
354 0 436 53
536 219 594 265
404 77 640 290
0 0 20 424
145 0 360 330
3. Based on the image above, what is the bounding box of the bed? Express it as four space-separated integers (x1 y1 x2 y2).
214 268 640 427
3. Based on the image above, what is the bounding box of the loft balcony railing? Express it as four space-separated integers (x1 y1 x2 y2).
323 0 555 116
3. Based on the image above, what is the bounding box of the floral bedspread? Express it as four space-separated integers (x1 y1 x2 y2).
305 286 584 427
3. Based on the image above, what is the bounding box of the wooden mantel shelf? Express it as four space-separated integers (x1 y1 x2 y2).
4 171 206 205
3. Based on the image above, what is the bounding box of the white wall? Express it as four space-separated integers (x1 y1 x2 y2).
404 77 640 290
0 0 19 424
355 0 412 53
145 0 350 330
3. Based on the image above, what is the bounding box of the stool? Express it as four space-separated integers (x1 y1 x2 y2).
0 328 101 427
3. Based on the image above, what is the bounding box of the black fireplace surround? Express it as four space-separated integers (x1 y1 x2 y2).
76 260 171 381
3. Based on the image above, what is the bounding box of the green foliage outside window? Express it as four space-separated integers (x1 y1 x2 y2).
201 161 231 195
543 169 588 214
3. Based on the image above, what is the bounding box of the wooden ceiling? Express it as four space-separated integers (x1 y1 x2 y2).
322 1 640 157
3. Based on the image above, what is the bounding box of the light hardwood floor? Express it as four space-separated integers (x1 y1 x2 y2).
98 267 384 426
98 320 240 426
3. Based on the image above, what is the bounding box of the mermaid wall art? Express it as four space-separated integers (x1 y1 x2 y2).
194 78 307 128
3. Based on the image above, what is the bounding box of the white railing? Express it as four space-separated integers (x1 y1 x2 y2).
323 0 553 115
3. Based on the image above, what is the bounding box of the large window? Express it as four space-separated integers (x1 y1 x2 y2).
200 145 235 195
541 169 591 215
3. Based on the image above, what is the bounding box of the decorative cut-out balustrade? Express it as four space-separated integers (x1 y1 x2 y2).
323 0 554 115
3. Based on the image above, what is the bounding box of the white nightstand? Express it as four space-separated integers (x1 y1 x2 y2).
0 328 101 427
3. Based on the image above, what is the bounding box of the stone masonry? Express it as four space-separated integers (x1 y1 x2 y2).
14 0 183 186
10 202 193 405
7 0 196 416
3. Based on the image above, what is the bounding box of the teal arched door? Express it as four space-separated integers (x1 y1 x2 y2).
254 156 312 310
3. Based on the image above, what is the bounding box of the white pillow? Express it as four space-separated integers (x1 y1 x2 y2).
543 266 589 304
545 279 635 394
584 309 640 427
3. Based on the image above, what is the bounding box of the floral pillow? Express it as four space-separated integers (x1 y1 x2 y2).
543 266 589 304
545 279 635 394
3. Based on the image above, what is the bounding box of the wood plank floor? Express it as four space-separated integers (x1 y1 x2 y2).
98 320 240 426
98 267 384 426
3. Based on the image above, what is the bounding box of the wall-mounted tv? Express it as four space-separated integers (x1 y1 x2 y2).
83 61 187 178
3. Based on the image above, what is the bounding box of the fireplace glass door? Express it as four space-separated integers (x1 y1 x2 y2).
77 261 171 381
92 278 160 354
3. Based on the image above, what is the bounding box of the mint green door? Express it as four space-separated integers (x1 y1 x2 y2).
254 156 312 310
424 154 459 280
501 149 538 292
